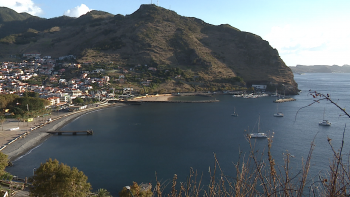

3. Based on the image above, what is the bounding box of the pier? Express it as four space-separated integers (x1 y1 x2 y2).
47 130 93 135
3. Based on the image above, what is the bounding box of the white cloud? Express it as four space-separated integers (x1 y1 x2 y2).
0 0 42 16
264 24 350 66
64 4 91 18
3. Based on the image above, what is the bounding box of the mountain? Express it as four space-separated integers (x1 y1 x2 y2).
0 4 298 94
0 7 32 22
290 65 350 73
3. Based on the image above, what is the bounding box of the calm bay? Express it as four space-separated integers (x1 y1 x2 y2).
6 73 350 196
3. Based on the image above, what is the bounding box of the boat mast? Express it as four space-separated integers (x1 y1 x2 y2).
258 115 260 133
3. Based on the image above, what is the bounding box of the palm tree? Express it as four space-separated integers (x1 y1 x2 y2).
96 188 111 197
0 116 5 131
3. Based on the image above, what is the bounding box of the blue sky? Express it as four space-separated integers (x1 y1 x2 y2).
1 0 350 66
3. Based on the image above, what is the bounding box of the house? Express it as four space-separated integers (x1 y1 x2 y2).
92 69 104 73
81 73 88 79
59 79 67 84
20 75 33 80
57 93 71 103
69 83 78 89
23 53 41 58
49 77 57 83
67 89 82 97
141 80 152 86
123 88 133 95
148 67 157 72
103 76 110 82
252 85 267 90
47 97 60 106
44 87 54 93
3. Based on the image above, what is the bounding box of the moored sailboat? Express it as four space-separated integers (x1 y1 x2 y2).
231 107 238 117
319 108 331 126
248 115 267 138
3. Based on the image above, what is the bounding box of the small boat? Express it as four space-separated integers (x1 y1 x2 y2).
274 112 284 117
319 108 331 126
248 115 267 138
319 120 331 126
273 104 284 117
231 107 238 117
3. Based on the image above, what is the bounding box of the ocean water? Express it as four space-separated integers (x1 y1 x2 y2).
6 73 350 196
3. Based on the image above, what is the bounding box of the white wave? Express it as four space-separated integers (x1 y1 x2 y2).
14 143 43 162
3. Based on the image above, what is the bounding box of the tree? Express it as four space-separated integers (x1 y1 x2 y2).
73 97 84 105
23 91 39 98
0 152 8 177
95 188 112 197
30 158 91 197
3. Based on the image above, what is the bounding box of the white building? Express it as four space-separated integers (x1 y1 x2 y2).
252 85 267 90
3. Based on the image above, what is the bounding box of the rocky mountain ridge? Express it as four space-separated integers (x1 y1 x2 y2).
0 4 298 94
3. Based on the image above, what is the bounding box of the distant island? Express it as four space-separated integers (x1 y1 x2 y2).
290 65 350 74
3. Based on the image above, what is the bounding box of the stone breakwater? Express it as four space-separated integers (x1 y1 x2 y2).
273 98 296 103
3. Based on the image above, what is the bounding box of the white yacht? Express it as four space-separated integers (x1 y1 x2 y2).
249 132 267 138
248 115 267 138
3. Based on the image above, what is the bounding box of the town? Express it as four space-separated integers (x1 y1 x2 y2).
0 53 166 109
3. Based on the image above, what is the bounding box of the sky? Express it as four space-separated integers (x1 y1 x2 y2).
1 0 350 66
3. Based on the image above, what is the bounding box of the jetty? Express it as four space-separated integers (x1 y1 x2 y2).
273 98 296 103
47 130 93 135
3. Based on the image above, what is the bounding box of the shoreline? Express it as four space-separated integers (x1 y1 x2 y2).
1 103 125 162
0 94 173 162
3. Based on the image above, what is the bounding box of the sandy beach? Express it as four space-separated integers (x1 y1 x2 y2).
0 95 173 162
131 94 173 101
